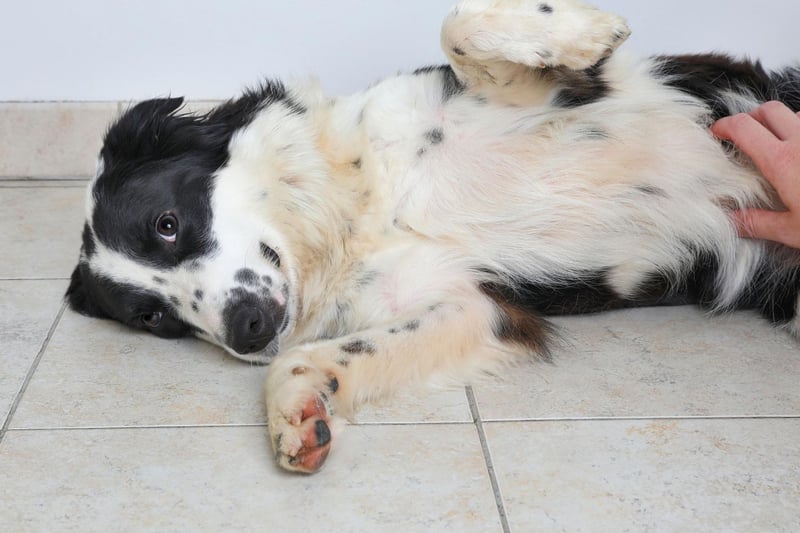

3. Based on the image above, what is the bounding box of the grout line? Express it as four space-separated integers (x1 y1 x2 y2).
467 386 511 533
0 277 70 282
8 420 475 432
0 185 88 189
0 302 67 446
0 177 89 181
480 415 800 423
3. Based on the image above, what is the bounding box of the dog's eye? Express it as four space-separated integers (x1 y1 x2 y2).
156 212 179 243
260 242 281 267
140 311 163 328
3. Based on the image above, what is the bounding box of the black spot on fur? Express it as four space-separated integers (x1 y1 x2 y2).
425 128 444 145
191 302 199 313
194 289 204 301
404 319 421 331
480 283 554 358
356 269 379 288
453 47 466 56
169 295 181 307
413 65 466 102
337 358 350 368
340 339 376 355
153 276 167 285
634 185 669 198
352 158 362 169
538 3 553 14
328 376 339 394
235 268 259 287
260 243 281 267
551 58 611 108
577 126 610 140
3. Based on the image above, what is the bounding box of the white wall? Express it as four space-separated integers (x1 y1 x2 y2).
1 0 798 101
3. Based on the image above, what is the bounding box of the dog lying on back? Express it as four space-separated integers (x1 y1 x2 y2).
67 0 800 473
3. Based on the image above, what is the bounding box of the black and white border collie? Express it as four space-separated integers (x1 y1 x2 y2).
67 0 799 473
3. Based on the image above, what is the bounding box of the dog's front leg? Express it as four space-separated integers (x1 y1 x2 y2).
265 294 531 473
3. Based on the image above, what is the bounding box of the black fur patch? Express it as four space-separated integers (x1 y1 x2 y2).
634 185 669 198
551 59 610 108
235 268 260 287
652 54 800 120
81 223 96 258
425 128 445 145
538 3 553 14
480 283 554 358
340 339 376 355
413 65 466 102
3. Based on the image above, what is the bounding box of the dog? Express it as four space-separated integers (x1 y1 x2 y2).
66 0 800 473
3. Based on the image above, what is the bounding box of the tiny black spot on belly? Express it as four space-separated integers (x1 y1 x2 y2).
425 128 444 145
539 3 553 13
194 289 204 301
578 126 610 140
191 302 199 313
635 185 669 198
453 46 466 56
352 158 362 169
235 268 259 286
153 276 167 285
404 319 420 331
340 339 376 355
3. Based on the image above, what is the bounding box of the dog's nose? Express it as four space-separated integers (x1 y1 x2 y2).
227 305 276 354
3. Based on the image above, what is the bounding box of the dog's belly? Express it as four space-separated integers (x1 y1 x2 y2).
339 65 767 306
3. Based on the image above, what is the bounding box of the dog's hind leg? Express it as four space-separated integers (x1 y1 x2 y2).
264 290 548 473
441 0 630 105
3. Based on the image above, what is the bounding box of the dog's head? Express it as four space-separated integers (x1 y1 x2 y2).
67 88 307 364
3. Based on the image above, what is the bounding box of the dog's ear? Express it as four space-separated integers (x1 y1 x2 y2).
101 97 186 163
65 263 109 319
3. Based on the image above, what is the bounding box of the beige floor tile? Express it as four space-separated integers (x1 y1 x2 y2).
0 281 65 424
0 103 118 178
0 186 86 279
12 310 474 428
11 311 270 428
473 307 800 420
0 425 500 532
357 386 472 424
485 419 800 531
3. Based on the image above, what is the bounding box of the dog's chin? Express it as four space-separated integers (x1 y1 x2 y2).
223 338 281 365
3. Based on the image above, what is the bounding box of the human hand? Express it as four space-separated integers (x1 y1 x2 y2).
711 101 800 249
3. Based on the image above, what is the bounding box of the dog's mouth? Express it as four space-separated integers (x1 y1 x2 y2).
224 336 281 365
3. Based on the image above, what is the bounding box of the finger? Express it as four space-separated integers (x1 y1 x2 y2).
732 208 800 247
712 114 784 182
750 101 800 141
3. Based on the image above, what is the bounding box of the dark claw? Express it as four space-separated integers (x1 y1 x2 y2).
315 420 331 447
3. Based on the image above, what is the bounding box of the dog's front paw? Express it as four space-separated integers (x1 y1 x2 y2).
265 359 343 473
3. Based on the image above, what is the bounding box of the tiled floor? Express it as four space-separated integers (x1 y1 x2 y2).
1 178 799 532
